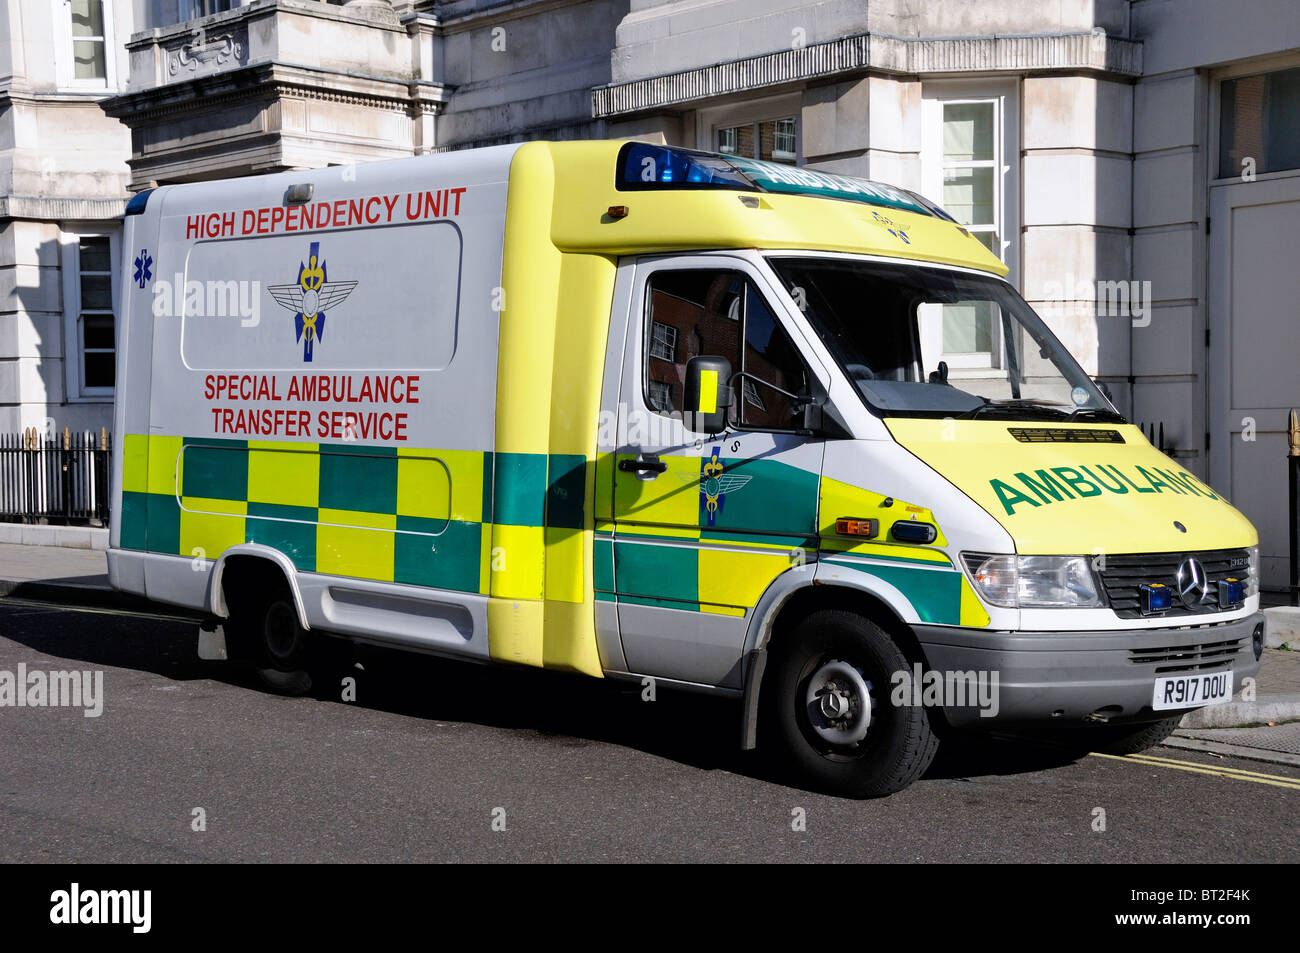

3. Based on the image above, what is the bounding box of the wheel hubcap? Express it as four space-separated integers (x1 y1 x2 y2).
804 659 873 748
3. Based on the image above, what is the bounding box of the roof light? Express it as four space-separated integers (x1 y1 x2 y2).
617 143 755 191
125 189 154 216
613 142 949 219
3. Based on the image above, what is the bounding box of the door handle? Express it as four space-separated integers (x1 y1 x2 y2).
619 453 667 475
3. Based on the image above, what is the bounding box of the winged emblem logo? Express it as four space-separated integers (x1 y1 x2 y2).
266 240 358 362
697 446 750 526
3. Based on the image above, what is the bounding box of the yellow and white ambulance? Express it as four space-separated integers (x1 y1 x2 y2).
110 141 1264 796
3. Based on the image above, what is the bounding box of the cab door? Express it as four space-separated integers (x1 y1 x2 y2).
611 255 827 689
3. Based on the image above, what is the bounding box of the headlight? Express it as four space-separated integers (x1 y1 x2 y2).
1246 545 1259 596
962 554 1103 608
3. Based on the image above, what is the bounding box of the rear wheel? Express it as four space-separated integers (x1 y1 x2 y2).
226 581 313 697
762 609 938 798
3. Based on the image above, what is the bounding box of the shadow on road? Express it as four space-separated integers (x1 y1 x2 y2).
0 599 1088 795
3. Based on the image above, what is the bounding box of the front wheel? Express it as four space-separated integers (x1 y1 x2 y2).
762 610 938 798
1036 714 1183 758
1088 716 1183 755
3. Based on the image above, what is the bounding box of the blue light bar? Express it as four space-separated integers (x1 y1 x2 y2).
614 142 943 218
1140 583 1171 614
726 155 933 217
617 143 756 190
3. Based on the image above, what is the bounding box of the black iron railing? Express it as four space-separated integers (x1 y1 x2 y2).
0 428 112 526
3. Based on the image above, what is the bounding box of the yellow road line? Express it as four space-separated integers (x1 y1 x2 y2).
1121 751 1300 781
1090 752 1300 790
0 597 196 624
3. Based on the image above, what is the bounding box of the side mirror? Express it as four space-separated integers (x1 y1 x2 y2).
683 355 733 435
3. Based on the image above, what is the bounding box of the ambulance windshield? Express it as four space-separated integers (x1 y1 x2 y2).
769 257 1123 422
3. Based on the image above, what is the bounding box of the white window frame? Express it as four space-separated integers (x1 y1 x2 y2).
921 79 1021 372
696 93 803 165
54 0 118 90
60 227 121 402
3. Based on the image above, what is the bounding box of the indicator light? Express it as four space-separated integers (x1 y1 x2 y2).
834 517 879 538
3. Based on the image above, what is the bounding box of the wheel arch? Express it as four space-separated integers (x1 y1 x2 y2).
207 544 310 630
740 576 926 750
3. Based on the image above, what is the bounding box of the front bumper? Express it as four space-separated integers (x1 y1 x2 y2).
915 612 1265 727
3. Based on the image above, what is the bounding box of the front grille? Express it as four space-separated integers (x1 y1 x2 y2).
1099 549 1251 619
1128 636 1244 674
1007 427 1125 443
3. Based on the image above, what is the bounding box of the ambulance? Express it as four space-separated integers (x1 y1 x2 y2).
110 140 1265 797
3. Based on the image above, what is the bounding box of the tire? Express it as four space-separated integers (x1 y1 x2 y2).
762 609 938 798
1091 716 1182 755
1047 714 1182 757
227 588 313 697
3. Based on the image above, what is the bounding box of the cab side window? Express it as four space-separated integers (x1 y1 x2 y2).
740 284 807 429
644 269 808 429
645 270 744 414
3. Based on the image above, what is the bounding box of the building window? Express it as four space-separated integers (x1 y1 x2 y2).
716 117 798 164
717 126 739 156
181 0 236 19
921 85 1019 372
77 238 115 390
939 101 999 365
649 321 678 362
772 118 797 160
69 0 107 80
940 102 999 257
647 379 672 413
62 232 118 399
1219 66 1300 178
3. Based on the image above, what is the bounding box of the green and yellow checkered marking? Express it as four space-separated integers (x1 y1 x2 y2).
119 435 580 600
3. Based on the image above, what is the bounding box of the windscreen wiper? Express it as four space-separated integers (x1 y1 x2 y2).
955 399 1072 421
1066 407 1126 423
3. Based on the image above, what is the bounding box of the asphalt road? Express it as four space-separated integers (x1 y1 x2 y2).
0 600 1296 863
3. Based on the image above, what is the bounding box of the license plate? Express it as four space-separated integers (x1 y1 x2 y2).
1152 671 1234 711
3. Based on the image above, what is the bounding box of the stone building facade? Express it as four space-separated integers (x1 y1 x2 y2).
2 0 1297 587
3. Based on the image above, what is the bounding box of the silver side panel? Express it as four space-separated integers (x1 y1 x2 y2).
594 599 626 672
115 548 489 660
617 600 748 689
